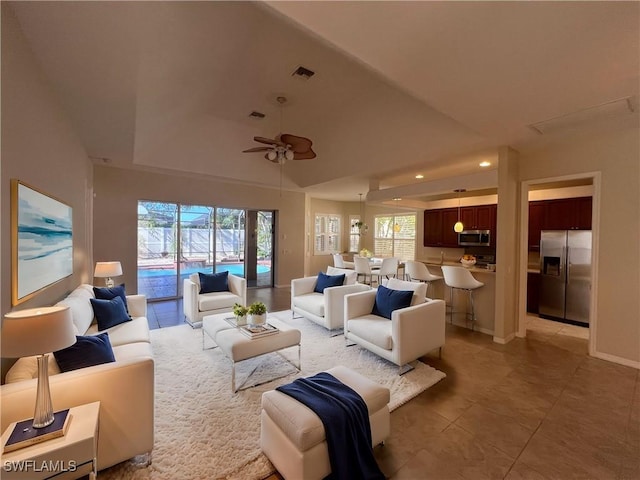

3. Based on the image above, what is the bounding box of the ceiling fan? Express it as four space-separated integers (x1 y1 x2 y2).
242 97 316 163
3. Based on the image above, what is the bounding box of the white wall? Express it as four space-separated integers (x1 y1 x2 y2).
1 5 93 380
519 126 640 366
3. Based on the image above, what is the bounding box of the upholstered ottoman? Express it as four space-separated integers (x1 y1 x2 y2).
260 365 390 480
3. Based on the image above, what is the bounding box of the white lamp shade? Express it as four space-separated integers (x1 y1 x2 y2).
94 261 123 278
2 306 76 358
454 221 464 233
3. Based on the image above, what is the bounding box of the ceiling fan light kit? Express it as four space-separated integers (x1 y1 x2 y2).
242 96 316 164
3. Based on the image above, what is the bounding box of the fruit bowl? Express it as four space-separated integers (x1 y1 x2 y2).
460 256 476 268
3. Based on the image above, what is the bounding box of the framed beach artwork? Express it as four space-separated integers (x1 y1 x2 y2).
11 179 73 305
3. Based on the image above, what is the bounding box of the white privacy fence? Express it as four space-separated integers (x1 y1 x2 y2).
138 227 245 264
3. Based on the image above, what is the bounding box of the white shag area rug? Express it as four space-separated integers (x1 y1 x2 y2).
99 310 446 480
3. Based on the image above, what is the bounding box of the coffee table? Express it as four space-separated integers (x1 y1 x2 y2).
202 313 301 392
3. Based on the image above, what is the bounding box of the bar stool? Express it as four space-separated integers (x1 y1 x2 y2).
404 260 443 297
441 266 484 331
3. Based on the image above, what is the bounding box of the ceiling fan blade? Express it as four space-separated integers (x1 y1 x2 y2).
254 136 285 147
280 133 312 154
293 149 316 160
242 147 272 153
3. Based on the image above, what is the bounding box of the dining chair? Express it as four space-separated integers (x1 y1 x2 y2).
354 256 380 285
377 257 399 282
332 253 354 269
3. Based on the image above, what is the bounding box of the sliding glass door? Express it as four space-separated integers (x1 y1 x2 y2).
137 202 274 300
137 202 179 299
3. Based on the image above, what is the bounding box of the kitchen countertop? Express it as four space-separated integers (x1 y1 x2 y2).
419 260 497 275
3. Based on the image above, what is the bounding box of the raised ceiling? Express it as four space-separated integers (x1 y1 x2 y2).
8 1 639 201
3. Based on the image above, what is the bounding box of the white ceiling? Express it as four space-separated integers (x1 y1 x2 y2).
8 1 639 202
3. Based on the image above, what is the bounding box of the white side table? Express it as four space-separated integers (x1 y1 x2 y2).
1 402 100 480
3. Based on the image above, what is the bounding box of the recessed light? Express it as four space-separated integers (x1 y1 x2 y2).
415 174 424 179
393 197 402 201
479 161 491 168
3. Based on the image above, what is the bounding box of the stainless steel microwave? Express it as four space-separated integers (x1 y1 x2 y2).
458 230 491 246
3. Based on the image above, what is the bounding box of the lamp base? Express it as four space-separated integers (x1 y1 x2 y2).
105 277 115 288
33 354 55 428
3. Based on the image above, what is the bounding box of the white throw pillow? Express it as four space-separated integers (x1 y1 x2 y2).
326 266 357 285
385 278 427 305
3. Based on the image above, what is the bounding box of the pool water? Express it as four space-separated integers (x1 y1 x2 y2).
138 264 270 278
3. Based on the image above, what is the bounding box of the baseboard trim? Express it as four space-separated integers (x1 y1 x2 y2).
493 332 516 344
449 318 494 336
592 351 640 370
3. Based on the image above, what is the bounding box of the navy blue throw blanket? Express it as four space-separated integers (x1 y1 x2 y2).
276 372 385 480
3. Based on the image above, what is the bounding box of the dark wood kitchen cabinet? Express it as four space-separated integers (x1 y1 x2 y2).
527 272 540 314
423 208 460 247
424 205 495 247
460 204 496 231
528 202 546 251
441 209 460 247
528 196 592 251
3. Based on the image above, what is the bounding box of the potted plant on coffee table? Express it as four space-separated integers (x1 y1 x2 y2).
248 301 267 326
233 303 249 326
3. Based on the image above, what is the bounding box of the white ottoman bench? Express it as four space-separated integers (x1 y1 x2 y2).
205 315 301 392
260 365 390 480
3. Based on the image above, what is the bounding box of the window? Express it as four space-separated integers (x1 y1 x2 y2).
373 213 416 261
349 215 361 253
314 214 341 255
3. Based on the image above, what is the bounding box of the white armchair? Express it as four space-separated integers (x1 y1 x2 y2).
291 266 370 332
344 280 446 373
183 272 246 327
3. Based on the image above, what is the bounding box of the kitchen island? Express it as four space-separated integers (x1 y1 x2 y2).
417 260 496 335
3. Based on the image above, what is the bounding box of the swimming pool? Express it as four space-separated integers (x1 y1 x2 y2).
138 264 270 278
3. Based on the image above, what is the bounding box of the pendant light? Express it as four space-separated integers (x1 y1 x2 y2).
453 189 465 233
355 193 368 233
393 197 401 233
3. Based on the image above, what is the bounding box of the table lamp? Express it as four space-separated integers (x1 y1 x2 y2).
94 261 123 288
2 306 76 428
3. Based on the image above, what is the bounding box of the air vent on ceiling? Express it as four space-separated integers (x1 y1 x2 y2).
291 65 315 80
249 111 265 119
529 97 635 135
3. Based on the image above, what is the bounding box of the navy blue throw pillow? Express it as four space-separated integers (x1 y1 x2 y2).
198 271 229 294
372 285 414 320
93 284 128 312
53 333 116 373
314 271 346 293
90 296 132 331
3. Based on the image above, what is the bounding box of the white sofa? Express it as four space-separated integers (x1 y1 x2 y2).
291 267 370 332
344 279 446 372
1 284 154 471
183 272 247 327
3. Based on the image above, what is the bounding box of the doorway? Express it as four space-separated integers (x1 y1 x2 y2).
518 173 600 356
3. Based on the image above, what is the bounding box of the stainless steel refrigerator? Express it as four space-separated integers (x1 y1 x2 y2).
539 230 592 325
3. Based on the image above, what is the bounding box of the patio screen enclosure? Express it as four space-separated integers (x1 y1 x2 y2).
137 202 274 300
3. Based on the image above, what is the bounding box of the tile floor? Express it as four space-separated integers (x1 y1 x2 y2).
146 289 639 480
